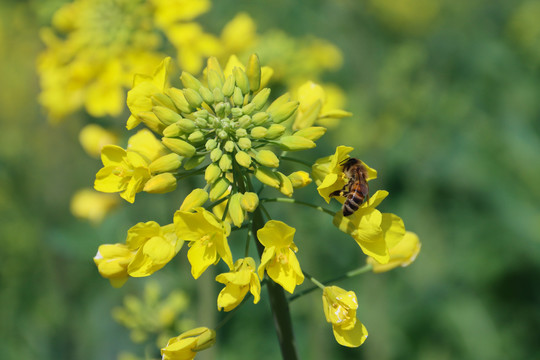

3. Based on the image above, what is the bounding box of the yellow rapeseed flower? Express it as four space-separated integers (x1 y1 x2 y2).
174 208 233 279
78 124 118 158
70 188 119 224
322 286 368 347
94 243 134 288
161 327 216 360
367 231 421 272
257 220 304 293
216 257 261 312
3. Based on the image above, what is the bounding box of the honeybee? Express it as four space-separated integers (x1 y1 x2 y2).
330 158 369 216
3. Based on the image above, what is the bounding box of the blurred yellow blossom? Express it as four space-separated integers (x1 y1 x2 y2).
216 257 261 312
78 124 118 158
257 220 304 293
322 286 368 347
70 188 119 224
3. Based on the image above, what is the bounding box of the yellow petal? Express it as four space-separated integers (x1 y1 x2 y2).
332 321 368 348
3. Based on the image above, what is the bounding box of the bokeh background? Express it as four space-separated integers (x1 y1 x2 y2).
1 0 540 359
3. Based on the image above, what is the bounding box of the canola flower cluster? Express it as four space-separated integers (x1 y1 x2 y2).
92 54 420 358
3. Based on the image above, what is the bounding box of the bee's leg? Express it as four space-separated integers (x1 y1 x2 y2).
329 189 343 197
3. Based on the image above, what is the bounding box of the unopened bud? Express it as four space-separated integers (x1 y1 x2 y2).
228 193 245 227
269 101 299 123
293 100 322 130
199 86 214 104
254 167 280 189
209 178 230 201
237 137 251 150
235 128 247 137
205 163 221 184
246 54 261 92
233 67 250 94
210 148 223 162
251 112 269 125
138 112 166 134
213 87 224 103
207 57 225 82
167 88 191 113
188 130 205 143
251 88 270 110
242 103 256 115
294 126 327 141
277 172 293 197
223 141 235 152
143 173 177 194
205 139 218 151
219 154 233 171
240 192 259 212
162 138 196 157
251 126 267 139
149 153 183 174
183 88 203 108
235 151 252 168
278 135 316 151
231 107 243 118
180 71 202 90
179 188 209 211
218 130 228 140
207 69 223 91
222 74 235 97
265 124 286 139
151 93 176 110
233 87 244 106
163 123 182 138
184 155 205 170
255 150 279 168
238 115 251 128
288 171 312 188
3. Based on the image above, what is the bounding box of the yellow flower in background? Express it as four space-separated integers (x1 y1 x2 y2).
94 243 134 288
293 81 351 130
127 222 183 277
70 188 119 224
369 0 441 35
216 257 261 312
151 0 211 29
312 146 377 203
161 327 216 360
94 145 151 203
220 12 258 56
322 286 368 347
368 231 421 273
174 208 233 279
37 0 165 121
78 124 118 158
333 190 406 264
257 220 304 293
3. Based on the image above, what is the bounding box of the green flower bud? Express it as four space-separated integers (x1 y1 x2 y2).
184 155 205 170
205 139 217 151
213 87 225 103
183 88 203 108
188 130 205 143
143 173 177 194
219 154 232 171
223 140 235 152
235 128 247 137
177 118 196 133
162 137 196 157
278 135 316 151
194 110 208 119
254 167 280 189
167 88 191 113
233 67 250 94
246 54 261 92
269 101 299 123
251 88 271 110
233 87 244 106
231 107 243 118
294 126 327 141
277 172 293 197
242 103 256 115
210 148 223 162
151 93 176 110
207 69 223 91
195 117 208 128
237 137 251 150
138 112 166 134
153 106 182 126
288 171 312 188
251 112 269 125
228 193 245 227
199 86 214 104
251 126 267 139
235 151 252 168
238 115 251 128
266 124 286 139
255 150 279 168
180 188 209 211
266 93 289 114
205 163 221 184
240 192 259 212
218 129 228 140
222 74 235 97
293 100 322 130
180 71 202 90
209 178 230 201
149 153 183 174
163 123 182 138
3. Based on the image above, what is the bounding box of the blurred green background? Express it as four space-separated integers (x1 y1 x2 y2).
1 0 540 359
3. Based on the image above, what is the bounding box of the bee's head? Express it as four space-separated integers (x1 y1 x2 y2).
339 157 359 170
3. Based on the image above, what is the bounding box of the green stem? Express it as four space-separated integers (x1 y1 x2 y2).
280 156 312 168
261 197 336 217
252 206 298 360
288 264 373 303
